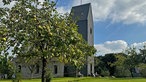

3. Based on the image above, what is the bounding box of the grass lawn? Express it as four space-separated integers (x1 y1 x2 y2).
1 77 146 82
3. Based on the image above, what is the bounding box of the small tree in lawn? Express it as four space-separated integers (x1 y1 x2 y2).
1 0 96 82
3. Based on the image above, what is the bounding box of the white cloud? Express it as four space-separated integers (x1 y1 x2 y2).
131 41 146 49
72 0 146 24
94 40 146 56
1 0 146 24
94 40 128 55
73 0 115 21
0 0 16 8
104 40 128 50
56 6 70 14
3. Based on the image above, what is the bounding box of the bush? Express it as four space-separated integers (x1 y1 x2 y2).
45 69 52 82
140 68 146 77
138 63 146 77
12 72 22 82
100 70 110 77
114 66 131 77
45 73 52 82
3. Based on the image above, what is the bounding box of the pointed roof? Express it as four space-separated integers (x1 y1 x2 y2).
71 3 91 21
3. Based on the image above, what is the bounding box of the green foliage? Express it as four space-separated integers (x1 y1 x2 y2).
2 0 95 65
1 77 146 82
45 69 52 82
94 57 107 75
1 0 96 81
0 7 9 55
138 63 146 77
124 47 139 68
114 66 131 77
94 45 146 77
101 53 117 76
2 78 146 82
111 53 131 77
100 69 110 76
94 54 116 76
0 55 14 79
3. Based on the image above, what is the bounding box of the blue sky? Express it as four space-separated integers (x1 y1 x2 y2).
1 0 146 55
55 0 146 43
54 0 146 55
94 20 146 44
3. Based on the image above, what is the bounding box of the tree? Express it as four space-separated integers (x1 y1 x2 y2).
139 45 146 63
137 45 146 77
1 0 96 82
138 63 146 77
124 46 140 77
94 56 110 76
94 54 117 77
102 53 117 76
111 53 131 77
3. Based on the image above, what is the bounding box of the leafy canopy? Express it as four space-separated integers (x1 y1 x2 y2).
1 0 96 66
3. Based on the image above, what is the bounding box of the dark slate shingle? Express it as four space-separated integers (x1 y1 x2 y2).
71 3 91 21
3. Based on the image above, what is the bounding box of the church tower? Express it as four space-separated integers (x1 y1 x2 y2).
71 3 94 76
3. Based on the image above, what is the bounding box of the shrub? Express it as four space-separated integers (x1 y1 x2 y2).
138 63 146 77
114 66 131 77
100 70 110 77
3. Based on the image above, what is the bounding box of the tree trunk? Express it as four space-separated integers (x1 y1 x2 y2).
41 56 47 82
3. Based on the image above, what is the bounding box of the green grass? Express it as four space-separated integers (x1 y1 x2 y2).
1 77 146 82
78 77 146 82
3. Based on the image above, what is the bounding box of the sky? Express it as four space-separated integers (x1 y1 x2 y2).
1 0 146 55
54 0 146 55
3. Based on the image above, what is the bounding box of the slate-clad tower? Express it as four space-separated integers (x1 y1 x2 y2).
71 3 94 76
